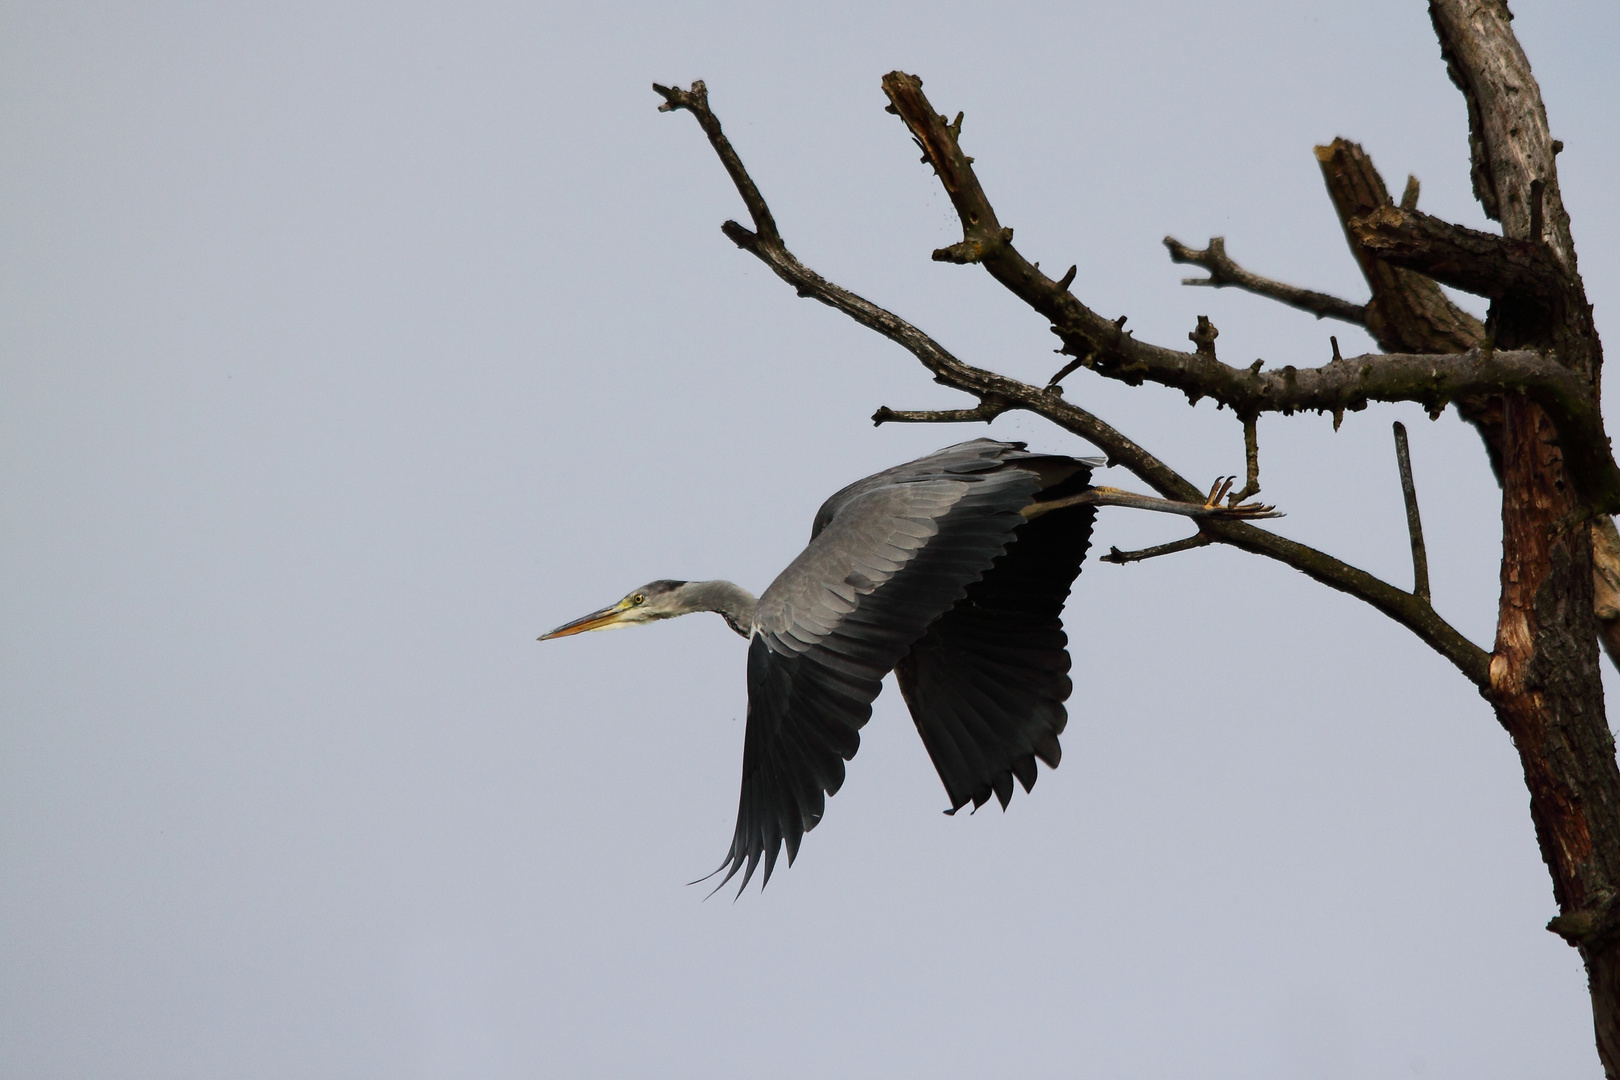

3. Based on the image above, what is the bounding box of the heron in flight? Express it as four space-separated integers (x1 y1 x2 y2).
541 439 1273 894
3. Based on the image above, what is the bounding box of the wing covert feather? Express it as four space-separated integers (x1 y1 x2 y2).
896 477 1096 814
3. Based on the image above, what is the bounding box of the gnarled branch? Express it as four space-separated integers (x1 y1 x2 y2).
877 71 1620 514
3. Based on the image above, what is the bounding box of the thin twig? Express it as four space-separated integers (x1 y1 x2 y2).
1228 416 1261 505
1101 534 1213 565
872 401 1008 426
1392 422 1431 602
1164 236 1370 326
1046 355 1087 390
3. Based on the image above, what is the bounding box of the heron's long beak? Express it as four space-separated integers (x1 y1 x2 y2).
538 600 635 640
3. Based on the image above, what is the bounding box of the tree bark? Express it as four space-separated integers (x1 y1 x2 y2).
1595 518 1620 671
1492 394 1620 1074
1427 1 1620 1072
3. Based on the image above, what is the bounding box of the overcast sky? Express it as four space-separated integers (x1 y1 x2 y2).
4 1 1619 1077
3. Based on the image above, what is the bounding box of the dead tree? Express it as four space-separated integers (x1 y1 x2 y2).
652 1 1620 1071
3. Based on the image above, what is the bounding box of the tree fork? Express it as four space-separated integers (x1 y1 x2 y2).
1313 137 1620 670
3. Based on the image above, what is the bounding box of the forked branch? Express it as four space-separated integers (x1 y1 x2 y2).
1164 236 1368 326
877 72 1620 514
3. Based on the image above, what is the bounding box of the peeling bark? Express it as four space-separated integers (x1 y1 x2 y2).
1493 397 1620 1075
1595 518 1620 670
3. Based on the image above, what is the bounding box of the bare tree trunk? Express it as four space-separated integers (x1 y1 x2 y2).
1423 5 1620 1068
1491 394 1620 1073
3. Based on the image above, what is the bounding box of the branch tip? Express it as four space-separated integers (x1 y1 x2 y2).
1190 316 1219 358
1400 174 1421 211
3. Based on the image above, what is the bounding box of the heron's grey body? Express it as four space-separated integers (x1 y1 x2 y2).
543 439 1098 893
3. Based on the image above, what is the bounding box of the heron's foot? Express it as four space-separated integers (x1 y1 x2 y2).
1200 475 1280 519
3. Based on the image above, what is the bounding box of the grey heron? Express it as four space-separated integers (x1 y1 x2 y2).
541 439 1272 894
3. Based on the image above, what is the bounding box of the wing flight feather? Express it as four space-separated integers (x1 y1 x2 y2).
896 473 1096 813
709 441 1044 893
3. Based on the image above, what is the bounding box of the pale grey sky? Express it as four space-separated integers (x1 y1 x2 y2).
3 1 1618 1077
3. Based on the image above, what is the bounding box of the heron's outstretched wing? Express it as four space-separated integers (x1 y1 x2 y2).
896 476 1096 813
712 441 1042 894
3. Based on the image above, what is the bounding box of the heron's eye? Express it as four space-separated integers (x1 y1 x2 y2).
632 594 646 605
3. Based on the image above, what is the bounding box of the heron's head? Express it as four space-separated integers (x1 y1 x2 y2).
538 579 692 640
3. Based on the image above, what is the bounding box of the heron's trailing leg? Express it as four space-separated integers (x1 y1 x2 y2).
1062 471 1271 565
1029 482 1279 520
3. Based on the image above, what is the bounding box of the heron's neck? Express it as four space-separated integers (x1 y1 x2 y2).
680 580 757 638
